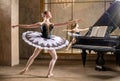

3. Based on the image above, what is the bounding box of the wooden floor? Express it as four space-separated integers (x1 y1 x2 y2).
0 59 120 81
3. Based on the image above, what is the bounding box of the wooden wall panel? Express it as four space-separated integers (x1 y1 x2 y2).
19 0 44 58
0 0 11 65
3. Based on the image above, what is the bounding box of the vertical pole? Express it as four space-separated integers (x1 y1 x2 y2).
11 0 19 66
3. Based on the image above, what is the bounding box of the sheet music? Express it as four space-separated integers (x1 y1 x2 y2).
89 26 100 37
96 26 108 37
89 26 108 37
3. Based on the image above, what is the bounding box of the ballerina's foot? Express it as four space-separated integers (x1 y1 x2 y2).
64 48 69 51
64 49 70 52
46 73 54 78
19 69 28 75
65 48 68 50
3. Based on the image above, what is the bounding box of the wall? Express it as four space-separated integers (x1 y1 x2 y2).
0 0 19 66
19 0 44 58
0 0 11 65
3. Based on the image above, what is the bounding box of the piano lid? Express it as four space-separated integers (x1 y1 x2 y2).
93 1 120 33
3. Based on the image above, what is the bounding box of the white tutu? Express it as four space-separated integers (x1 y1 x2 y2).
22 31 69 50
68 32 81 37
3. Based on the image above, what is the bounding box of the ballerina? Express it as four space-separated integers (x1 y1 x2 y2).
63 22 89 50
12 11 80 78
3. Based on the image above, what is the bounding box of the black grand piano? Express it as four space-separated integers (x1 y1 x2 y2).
72 0 120 71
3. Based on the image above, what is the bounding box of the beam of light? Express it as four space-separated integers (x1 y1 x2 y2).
115 0 120 1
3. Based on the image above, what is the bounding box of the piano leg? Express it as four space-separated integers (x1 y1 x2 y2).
114 51 120 66
95 52 105 71
81 49 87 67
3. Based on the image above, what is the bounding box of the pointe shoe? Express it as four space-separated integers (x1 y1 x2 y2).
64 48 69 52
65 48 69 51
46 73 53 78
19 69 28 75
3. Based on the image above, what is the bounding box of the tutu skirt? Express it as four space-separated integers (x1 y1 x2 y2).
68 32 81 37
22 31 69 50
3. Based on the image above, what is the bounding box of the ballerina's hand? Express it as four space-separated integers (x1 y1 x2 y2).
62 29 72 32
12 25 18 28
74 19 81 23
86 28 89 30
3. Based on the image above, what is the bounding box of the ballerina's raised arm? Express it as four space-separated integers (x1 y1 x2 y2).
12 22 42 28
53 19 81 27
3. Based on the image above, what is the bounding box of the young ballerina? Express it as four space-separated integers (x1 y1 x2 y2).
63 22 89 50
12 11 80 78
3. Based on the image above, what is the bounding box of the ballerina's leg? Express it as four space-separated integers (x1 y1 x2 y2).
20 48 42 74
47 49 58 78
65 38 76 50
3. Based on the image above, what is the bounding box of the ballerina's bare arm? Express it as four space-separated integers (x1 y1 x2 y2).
12 22 42 28
77 27 89 31
63 27 89 32
62 29 73 32
53 19 81 27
